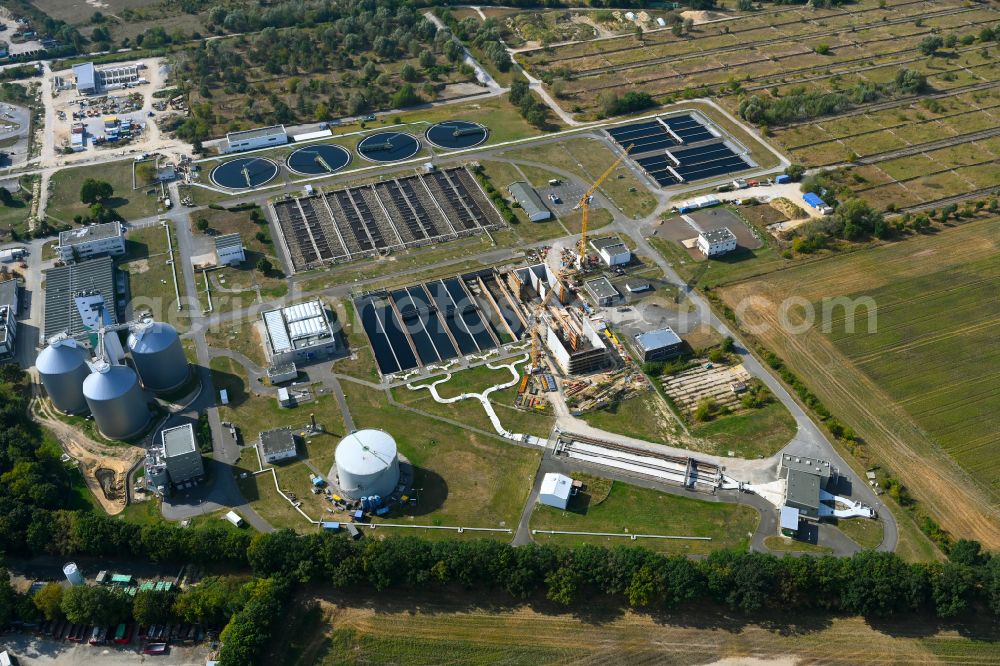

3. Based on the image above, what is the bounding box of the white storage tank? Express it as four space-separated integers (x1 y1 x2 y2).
36 336 91 414
63 562 84 586
334 429 400 500
83 360 150 440
127 319 189 393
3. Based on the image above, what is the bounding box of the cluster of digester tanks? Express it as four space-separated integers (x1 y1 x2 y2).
36 319 190 440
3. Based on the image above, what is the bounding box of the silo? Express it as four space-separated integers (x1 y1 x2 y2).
127 319 189 393
335 429 400 500
63 562 84 586
83 360 150 440
36 336 91 414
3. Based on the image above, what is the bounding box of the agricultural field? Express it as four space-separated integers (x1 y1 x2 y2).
717 215 1000 549
517 0 1000 212
521 0 999 112
531 476 758 555
272 592 1000 666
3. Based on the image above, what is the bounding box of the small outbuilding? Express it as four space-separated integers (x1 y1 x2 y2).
258 428 298 464
538 472 573 510
585 276 621 307
214 233 245 266
590 236 631 267
780 506 800 537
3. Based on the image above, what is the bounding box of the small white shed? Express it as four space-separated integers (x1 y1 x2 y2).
539 472 573 510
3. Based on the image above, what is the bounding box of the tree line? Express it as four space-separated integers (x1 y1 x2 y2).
738 68 928 127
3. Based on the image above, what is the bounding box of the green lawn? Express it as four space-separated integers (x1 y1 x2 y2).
211 356 348 448
119 224 190 331
48 160 163 223
648 231 795 289
580 392 679 444
501 137 657 219
395 363 555 439
531 480 758 555
833 517 885 550
689 402 798 458
204 317 269 368
343 382 541 529
763 535 833 555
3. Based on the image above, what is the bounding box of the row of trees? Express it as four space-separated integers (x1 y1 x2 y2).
241 531 1000 619
739 69 927 126
2 572 253 630
509 79 552 130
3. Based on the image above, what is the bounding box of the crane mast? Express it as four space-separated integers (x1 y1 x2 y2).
576 143 634 269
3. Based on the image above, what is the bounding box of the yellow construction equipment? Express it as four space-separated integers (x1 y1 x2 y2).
576 143 634 268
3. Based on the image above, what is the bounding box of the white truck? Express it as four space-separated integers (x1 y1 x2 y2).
224 511 245 527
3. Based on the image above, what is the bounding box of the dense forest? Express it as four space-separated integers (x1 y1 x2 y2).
167 1 469 142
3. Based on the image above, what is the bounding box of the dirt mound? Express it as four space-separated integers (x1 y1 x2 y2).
32 395 144 515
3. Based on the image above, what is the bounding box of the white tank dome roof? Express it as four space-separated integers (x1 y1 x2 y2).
335 429 397 475
36 338 88 374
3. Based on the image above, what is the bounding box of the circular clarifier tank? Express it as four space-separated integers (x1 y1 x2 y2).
356 132 420 163
210 157 279 189
424 120 489 150
285 143 352 176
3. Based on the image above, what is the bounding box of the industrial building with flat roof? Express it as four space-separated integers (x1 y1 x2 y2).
585 276 621 307
43 256 118 339
261 300 340 365
259 428 298 464
57 222 126 262
0 305 16 360
214 233 245 266
223 125 288 153
72 62 142 95
0 276 19 313
508 181 551 222
780 454 838 519
697 228 738 257
590 236 631 266
144 423 204 495
634 327 684 362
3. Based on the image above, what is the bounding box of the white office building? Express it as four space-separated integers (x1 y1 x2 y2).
214 233 245 266
57 223 126 262
696 228 738 257
223 125 288 153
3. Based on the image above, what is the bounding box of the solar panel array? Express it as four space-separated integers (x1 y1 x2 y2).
271 167 505 272
607 114 751 187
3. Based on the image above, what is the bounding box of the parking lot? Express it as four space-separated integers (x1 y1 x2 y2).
0 102 30 168
0 635 212 665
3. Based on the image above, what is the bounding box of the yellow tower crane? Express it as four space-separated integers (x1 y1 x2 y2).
575 143 634 269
